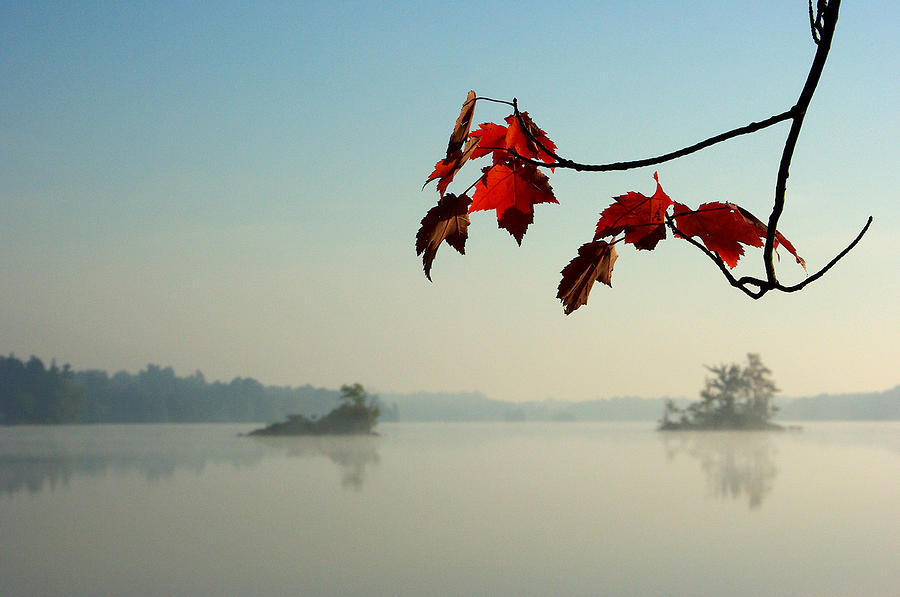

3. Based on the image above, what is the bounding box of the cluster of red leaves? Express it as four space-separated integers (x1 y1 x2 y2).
418 92 806 314
558 173 807 313
417 92 559 278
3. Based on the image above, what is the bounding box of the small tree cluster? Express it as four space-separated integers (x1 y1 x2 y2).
660 354 779 430
249 383 380 435
329 383 381 432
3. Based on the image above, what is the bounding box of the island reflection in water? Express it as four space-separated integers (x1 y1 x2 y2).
248 435 380 490
0 424 380 496
660 431 779 509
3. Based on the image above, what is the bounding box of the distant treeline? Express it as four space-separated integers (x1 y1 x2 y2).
2 353 897 425
0 355 84 424
0 354 345 425
376 392 677 422
375 388 900 422
778 388 900 420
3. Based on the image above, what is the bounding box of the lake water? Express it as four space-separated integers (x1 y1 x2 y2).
1 422 898 596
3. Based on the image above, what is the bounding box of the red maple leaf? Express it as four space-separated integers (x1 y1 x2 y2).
594 172 674 250
775 233 805 271
425 138 478 195
729 204 807 271
673 201 806 269
467 112 557 166
469 161 557 244
468 122 508 162
416 193 472 280
672 202 805 270
557 240 619 314
671 202 762 268
424 91 478 195
503 112 557 165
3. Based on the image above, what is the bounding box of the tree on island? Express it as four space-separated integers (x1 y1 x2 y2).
659 354 781 430
248 383 381 436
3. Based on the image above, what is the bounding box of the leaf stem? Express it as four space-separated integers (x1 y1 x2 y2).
474 96 515 108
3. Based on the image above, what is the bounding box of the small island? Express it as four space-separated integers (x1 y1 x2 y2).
247 383 380 436
659 354 787 431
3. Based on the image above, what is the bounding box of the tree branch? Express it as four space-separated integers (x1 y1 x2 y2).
665 215 766 299
422 0 872 306
512 101 796 172
665 214 872 299
764 0 841 283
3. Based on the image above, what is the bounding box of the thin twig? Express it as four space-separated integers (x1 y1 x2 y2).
474 96 514 108
663 215 763 298
775 216 872 293
809 0 820 43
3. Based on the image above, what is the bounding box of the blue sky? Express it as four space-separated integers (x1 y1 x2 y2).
2 1 897 401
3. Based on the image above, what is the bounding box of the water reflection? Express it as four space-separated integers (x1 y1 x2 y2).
249 435 380 490
0 425 381 497
0 425 266 496
660 432 778 509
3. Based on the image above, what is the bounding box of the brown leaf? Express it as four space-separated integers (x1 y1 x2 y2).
557 240 619 314
447 90 477 156
416 193 472 281
424 91 478 195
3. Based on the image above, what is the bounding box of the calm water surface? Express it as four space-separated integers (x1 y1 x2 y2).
1 422 898 596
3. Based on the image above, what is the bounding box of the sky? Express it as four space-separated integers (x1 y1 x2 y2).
1 1 897 402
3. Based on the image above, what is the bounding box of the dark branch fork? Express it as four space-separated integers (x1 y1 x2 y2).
504 0 869 299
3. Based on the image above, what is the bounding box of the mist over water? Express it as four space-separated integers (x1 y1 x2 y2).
1 422 898 596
